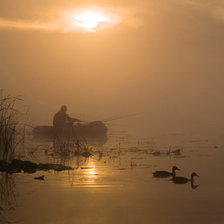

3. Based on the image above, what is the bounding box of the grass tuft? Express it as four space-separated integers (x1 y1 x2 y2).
0 91 26 161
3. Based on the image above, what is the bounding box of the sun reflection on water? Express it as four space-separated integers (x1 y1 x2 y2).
82 164 97 182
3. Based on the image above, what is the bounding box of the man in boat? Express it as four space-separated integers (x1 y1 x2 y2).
53 105 80 138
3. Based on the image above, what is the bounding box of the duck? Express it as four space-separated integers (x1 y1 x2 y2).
172 172 199 184
34 175 45 180
153 166 180 178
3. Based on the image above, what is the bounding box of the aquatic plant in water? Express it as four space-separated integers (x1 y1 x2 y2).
53 134 93 158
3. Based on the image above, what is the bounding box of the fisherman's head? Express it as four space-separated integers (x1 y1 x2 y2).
60 105 67 113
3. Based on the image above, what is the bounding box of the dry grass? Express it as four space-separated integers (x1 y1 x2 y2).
0 92 26 161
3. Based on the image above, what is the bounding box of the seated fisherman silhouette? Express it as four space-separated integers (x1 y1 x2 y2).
53 105 80 138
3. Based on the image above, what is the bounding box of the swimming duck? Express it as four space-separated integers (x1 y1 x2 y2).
34 175 45 180
153 166 180 178
172 172 199 184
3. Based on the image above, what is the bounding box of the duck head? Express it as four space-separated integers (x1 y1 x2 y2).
172 166 180 171
172 166 180 177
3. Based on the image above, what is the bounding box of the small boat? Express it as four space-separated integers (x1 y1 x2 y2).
153 166 180 178
172 172 199 184
33 121 108 146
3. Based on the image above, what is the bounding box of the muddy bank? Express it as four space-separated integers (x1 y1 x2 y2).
0 159 74 173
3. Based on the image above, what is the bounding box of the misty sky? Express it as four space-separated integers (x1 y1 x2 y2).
1 0 224 136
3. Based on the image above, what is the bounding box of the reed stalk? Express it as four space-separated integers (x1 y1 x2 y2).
0 93 25 161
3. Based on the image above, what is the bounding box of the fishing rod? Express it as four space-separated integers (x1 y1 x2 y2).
77 112 142 124
103 112 143 123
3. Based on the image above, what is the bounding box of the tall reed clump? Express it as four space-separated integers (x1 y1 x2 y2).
0 93 25 161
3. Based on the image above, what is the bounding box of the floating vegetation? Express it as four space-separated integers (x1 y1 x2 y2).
152 151 161 156
172 148 181 155
130 160 137 167
149 146 183 157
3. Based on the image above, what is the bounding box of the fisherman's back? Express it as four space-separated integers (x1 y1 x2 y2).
53 110 68 128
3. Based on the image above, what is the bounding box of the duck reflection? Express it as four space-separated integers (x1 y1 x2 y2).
191 181 199 190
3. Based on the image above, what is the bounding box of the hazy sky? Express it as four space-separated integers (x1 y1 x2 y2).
1 0 224 136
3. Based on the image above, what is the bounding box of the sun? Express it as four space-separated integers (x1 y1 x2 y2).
74 11 108 31
63 7 122 32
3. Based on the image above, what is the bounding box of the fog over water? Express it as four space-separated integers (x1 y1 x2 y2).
1 2 224 224
1 0 224 138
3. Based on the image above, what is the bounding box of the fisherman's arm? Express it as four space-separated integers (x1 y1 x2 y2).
66 114 80 123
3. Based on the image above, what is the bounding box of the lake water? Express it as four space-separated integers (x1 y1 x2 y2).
1 127 224 224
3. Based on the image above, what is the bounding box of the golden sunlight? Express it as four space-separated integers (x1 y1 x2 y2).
75 11 107 31
63 7 122 32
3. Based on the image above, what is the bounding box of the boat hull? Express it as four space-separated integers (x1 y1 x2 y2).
33 121 107 146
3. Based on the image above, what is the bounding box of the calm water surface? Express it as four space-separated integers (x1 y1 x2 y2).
1 130 224 224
